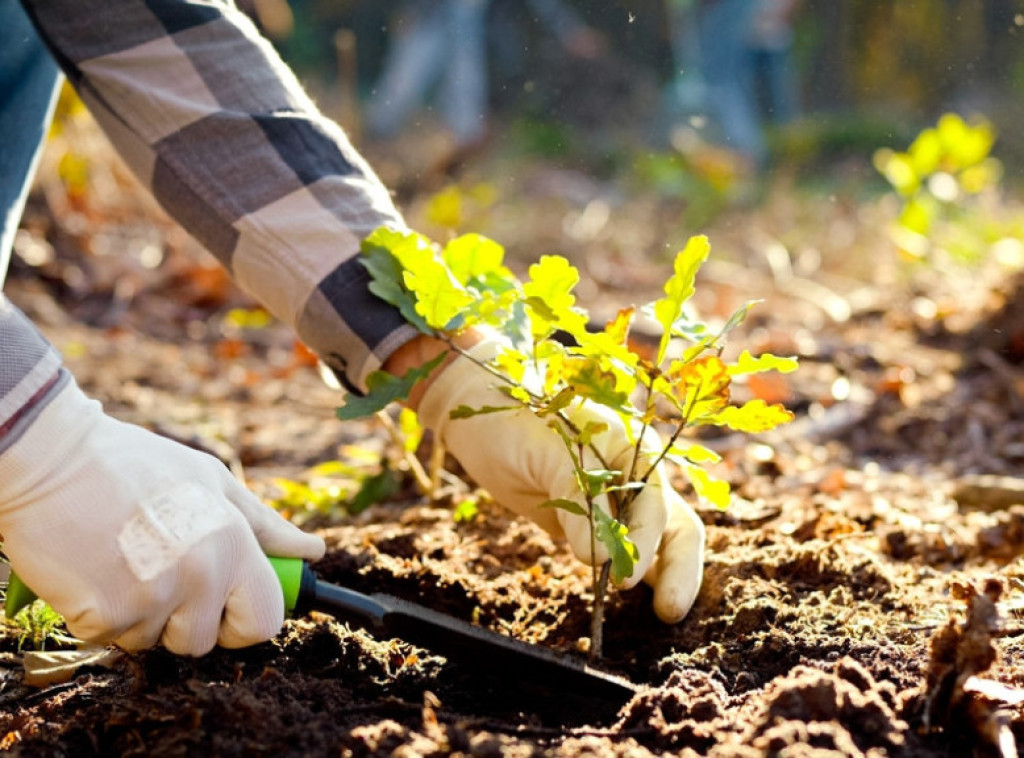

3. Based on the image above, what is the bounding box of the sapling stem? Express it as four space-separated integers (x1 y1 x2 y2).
639 420 688 487
588 499 600 658
577 437 614 662
590 560 612 661
638 371 703 486
429 440 446 495
627 373 659 488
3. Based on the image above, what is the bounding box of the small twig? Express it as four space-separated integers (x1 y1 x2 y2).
581 439 604 661
375 411 433 496
627 374 657 488
641 417 687 487
429 440 446 495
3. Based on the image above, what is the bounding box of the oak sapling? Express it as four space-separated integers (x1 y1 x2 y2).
340 228 797 656
8 600 78 651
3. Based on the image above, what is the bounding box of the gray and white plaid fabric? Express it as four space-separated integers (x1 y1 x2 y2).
10 0 416 405
0 296 63 449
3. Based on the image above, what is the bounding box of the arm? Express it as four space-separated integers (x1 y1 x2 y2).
3 0 363 655
20 0 418 393
16 0 704 626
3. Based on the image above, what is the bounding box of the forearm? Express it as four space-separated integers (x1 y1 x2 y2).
20 0 416 392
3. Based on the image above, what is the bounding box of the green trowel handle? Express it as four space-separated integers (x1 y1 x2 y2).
4 570 39 620
266 556 317 615
4 556 316 620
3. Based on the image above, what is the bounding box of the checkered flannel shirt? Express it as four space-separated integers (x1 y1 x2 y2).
2 0 417 451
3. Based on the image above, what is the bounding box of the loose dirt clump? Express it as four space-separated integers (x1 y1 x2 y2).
747 659 907 755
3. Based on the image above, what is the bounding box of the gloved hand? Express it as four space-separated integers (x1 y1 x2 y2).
417 340 706 623
0 377 325 655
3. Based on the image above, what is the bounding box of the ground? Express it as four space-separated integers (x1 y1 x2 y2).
1 110 1024 757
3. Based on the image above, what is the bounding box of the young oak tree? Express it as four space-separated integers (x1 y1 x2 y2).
338 228 797 656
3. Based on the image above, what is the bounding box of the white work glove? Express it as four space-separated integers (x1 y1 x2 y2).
0 378 325 655
418 341 706 623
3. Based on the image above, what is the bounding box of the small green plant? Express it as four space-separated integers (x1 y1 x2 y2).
452 497 481 524
423 183 497 234
873 112 1006 264
8 600 78 651
270 454 403 523
339 228 797 652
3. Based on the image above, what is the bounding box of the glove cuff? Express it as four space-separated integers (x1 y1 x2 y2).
416 338 505 435
0 377 100 505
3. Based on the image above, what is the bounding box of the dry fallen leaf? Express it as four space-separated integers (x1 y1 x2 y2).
22 647 122 688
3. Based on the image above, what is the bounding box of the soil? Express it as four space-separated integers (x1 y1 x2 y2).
2 114 1024 757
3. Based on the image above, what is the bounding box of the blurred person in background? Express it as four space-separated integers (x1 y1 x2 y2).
666 0 765 170
366 0 603 158
747 0 802 126
366 0 492 152
489 0 604 85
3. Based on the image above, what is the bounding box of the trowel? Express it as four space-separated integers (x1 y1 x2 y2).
4 557 639 704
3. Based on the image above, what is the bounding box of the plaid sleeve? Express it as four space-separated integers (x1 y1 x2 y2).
0 296 65 453
20 0 418 392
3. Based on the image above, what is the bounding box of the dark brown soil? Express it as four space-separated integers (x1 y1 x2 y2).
2 115 1024 757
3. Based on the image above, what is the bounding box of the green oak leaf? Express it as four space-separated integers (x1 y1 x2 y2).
539 498 589 517
581 468 619 498
349 467 401 514
398 247 474 331
653 235 710 364
336 352 447 420
716 299 762 342
442 233 509 286
449 403 519 419
536 387 575 417
523 255 578 313
594 505 639 583
361 242 431 334
727 349 799 376
709 399 796 433
562 357 633 414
